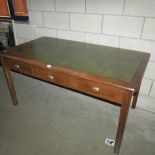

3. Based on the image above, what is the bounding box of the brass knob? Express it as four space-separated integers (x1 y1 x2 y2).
48 75 54 80
92 86 100 92
14 64 20 69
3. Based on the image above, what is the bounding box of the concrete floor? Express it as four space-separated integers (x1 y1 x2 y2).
0 69 155 155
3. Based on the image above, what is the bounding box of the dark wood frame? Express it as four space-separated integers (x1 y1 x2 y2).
0 38 150 154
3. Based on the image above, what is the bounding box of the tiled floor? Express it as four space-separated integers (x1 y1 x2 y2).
0 69 155 155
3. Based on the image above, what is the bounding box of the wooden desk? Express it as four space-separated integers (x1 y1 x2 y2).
0 37 150 154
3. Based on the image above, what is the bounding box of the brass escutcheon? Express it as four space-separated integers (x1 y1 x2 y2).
48 72 54 80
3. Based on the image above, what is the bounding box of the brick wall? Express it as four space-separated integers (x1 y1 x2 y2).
14 0 155 98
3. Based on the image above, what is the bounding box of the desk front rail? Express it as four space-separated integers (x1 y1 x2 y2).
1 56 134 154
2 57 127 105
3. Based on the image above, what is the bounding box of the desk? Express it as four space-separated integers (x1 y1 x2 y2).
0 37 150 154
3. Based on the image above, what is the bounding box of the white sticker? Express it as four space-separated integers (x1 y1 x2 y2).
105 138 115 147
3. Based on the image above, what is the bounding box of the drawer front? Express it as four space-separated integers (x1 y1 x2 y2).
3 58 32 75
32 65 55 82
32 66 124 104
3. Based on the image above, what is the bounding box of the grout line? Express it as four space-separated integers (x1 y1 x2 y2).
84 32 86 43
55 29 58 38
41 11 45 27
102 33 141 40
28 10 155 19
116 35 155 43
69 13 71 30
35 27 86 37
40 26 69 32
148 80 153 96
140 17 146 38
35 26 57 32
118 37 121 48
101 15 104 34
85 0 87 13
53 0 56 11
122 0 126 14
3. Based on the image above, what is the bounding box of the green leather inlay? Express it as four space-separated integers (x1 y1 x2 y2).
10 37 142 82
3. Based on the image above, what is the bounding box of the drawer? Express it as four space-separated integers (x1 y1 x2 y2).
32 65 55 82
3 58 32 75
32 66 124 104
56 73 124 104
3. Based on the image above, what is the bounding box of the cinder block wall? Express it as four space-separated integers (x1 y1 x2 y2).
14 0 155 99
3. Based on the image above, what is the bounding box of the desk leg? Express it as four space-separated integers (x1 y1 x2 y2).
114 91 132 154
3 67 18 105
131 92 139 109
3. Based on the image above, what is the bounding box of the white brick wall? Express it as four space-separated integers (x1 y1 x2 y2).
140 79 152 95
29 11 44 27
150 82 155 97
142 18 155 40
137 95 155 113
16 38 30 45
29 0 55 11
55 0 85 13
144 62 155 80
15 23 36 41
13 0 155 111
43 12 70 30
124 0 155 17
57 30 85 42
85 33 119 47
35 27 57 38
86 0 124 14
103 15 144 38
70 14 102 33
119 38 155 61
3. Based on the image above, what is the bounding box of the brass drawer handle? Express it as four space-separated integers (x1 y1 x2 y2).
14 64 20 69
92 86 100 92
48 72 54 80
